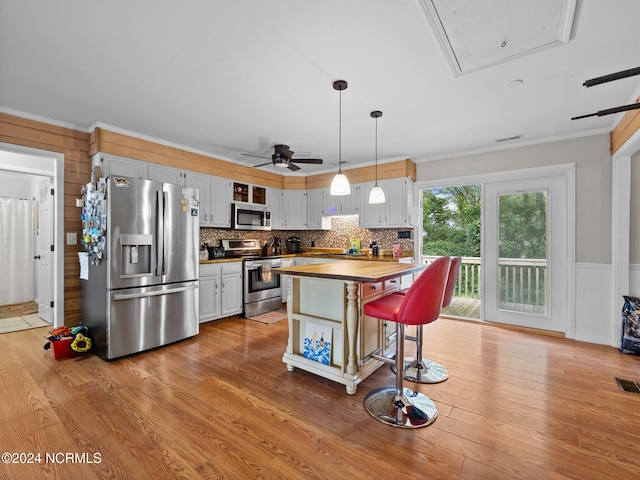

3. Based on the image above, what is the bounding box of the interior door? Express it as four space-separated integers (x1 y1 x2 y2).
483 174 568 332
37 179 52 322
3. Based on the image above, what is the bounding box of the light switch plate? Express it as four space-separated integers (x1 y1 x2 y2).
66 232 77 245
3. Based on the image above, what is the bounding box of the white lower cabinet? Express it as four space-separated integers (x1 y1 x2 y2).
280 258 294 303
199 262 242 322
220 264 243 317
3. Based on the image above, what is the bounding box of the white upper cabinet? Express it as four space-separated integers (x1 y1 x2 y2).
282 190 307 229
186 172 211 226
267 187 284 229
340 184 360 215
150 170 231 228
359 178 413 228
359 181 384 227
324 185 360 216
148 164 186 185
385 178 413 227
94 152 413 231
210 177 232 227
306 188 323 229
93 153 147 179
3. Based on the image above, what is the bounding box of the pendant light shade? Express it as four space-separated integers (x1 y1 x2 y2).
368 184 386 204
368 110 386 204
330 80 351 196
330 173 351 196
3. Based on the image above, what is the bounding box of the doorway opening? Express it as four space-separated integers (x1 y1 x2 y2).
422 184 482 320
0 145 63 333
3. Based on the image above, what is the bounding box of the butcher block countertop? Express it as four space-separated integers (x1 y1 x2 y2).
199 258 243 265
275 259 426 283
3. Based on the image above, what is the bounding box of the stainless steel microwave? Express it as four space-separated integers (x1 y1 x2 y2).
231 203 271 231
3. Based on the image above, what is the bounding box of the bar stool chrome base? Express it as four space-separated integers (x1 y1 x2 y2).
392 358 450 384
364 386 438 428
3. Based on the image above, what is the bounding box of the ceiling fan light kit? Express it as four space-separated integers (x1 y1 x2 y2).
330 79 351 196
368 110 386 204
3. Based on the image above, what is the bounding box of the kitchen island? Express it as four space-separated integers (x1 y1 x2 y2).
277 260 426 394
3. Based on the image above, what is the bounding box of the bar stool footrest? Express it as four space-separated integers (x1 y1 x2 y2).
391 357 450 384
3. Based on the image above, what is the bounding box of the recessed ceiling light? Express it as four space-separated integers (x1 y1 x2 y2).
506 79 524 89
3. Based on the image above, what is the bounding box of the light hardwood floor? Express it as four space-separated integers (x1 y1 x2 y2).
1 316 639 479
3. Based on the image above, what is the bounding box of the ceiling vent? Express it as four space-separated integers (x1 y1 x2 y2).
418 0 577 76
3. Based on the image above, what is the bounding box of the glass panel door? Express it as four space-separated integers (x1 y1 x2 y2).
483 175 567 332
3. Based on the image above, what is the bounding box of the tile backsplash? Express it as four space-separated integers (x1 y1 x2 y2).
200 216 414 255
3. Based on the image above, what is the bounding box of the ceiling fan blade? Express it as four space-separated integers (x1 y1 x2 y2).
241 153 270 160
571 101 640 120
287 163 301 172
253 161 273 168
291 158 323 164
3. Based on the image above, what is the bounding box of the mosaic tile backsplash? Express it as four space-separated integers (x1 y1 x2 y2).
199 216 414 255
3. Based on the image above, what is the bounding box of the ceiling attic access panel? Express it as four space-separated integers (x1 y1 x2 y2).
418 0 577 76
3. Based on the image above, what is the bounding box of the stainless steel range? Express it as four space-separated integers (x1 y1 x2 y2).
221 239 282 318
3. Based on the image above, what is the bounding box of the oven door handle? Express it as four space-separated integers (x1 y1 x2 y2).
246 264 282 270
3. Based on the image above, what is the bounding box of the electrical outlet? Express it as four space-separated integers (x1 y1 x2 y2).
66 232 77 245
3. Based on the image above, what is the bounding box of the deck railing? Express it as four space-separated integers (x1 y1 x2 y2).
422 255 547 307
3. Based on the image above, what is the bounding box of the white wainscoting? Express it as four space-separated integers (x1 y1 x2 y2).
574 263 613 346
631 264 640 296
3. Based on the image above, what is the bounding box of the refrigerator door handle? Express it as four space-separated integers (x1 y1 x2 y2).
113 284 197 301
156 190 165 276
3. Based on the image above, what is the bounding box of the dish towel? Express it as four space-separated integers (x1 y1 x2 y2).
261 262 272 282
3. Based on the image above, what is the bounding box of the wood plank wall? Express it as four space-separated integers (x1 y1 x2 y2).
0 113 91 324
610 98 640 154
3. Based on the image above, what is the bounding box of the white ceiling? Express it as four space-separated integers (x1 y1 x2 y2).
1 0 640 176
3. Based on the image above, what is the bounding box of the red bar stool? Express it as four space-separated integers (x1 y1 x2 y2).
363 256 450 428
394 256 461 383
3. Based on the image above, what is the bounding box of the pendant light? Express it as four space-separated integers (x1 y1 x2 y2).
368 110 386 204
330 80 351 196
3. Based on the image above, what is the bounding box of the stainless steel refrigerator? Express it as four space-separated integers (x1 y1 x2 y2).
80 175 199 360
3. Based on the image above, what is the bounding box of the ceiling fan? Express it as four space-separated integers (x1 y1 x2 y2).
572 66 640 120
241 144 323 172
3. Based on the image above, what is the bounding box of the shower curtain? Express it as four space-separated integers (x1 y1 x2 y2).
0 197 36 305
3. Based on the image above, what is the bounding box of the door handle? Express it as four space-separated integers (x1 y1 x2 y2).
34 255 41 259
113 284 197 301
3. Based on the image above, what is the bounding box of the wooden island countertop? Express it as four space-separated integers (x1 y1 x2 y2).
280 259 426 394
275 259 425 283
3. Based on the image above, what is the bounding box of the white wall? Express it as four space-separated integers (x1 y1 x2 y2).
415 134 611 263
0 170 44 198
630 151 640 264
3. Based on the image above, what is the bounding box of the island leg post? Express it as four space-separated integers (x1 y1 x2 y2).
345 281 358 376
